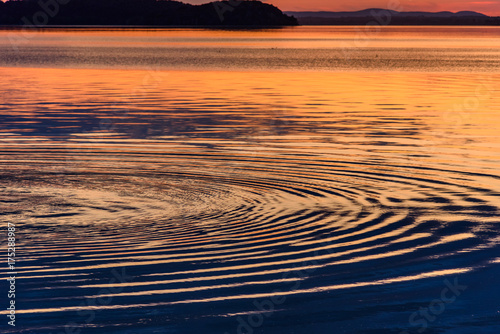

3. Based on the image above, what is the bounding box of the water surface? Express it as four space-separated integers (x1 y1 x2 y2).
1 26 500 334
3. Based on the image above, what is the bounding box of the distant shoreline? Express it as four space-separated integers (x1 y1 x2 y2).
285 9 500 26
293 21 500 26
0 25 294 29
2 24 500 29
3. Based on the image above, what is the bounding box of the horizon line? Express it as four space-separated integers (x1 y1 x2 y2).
1 0 499 17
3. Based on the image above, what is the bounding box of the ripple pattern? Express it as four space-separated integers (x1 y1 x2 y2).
1 66 500 334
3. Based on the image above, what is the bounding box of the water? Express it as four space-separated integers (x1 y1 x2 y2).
0 26 500 334
2 26 500 71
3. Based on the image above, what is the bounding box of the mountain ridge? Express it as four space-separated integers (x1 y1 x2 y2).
284 8 499 25
285 9 488 18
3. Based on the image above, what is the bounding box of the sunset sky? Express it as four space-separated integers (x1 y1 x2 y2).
187 0 500 16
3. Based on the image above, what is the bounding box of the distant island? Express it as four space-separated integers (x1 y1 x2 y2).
285 9 500 25
0 0 298 26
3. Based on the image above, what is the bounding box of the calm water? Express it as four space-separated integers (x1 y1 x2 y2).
1 26 500 334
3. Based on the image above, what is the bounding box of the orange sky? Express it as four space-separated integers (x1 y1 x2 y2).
187 0 500 16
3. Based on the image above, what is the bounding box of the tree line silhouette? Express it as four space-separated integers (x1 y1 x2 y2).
0 0 299 26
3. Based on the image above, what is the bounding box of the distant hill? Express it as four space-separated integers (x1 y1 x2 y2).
0 0 298 26
285 8 499 25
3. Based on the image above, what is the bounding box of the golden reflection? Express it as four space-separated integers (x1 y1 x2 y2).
1 27 500 330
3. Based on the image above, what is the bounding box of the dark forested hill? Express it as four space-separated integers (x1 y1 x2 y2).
0 0 298 26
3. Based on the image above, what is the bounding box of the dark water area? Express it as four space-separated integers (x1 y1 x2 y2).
0 27 500 334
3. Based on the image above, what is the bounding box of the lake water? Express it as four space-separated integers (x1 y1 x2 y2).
1 26 500 334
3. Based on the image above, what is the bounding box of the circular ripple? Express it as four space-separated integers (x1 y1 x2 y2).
1 148 499 332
